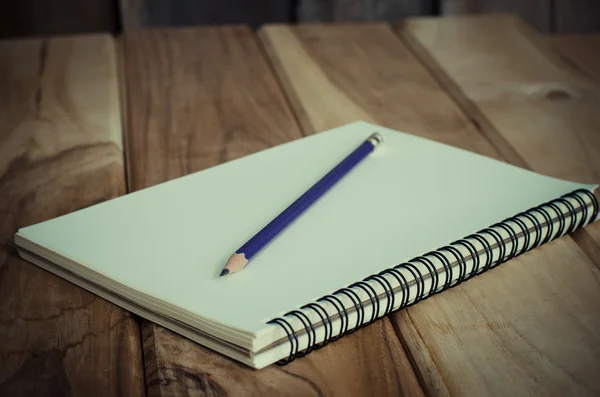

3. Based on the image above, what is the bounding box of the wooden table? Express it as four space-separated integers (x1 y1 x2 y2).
1 14 599 397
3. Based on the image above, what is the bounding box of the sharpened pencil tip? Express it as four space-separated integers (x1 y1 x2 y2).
219 269 230 277
222 253 249 276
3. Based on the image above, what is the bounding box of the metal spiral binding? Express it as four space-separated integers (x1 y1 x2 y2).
267 189 599 365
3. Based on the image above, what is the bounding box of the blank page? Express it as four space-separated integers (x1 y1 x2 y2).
18 121 595 334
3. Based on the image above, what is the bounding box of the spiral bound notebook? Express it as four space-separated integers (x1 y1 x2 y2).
13 121 599 369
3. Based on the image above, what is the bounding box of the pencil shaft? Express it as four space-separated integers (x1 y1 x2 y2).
238 135 380 262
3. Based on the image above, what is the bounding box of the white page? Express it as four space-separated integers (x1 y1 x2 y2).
18 121 596 334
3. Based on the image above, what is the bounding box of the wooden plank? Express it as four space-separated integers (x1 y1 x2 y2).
297 0 433 23
440 0 552 32
1 0 117 38
554 0 600 34
393 14 600 396
122 25 424 397
0 35 143 396
119 0 293 29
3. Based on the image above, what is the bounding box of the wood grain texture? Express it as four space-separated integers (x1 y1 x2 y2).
144 318 422 397
259 23 500 158
123 25 424 397
440 0 552 32
297 0 434 23
554 0 600 34
119 0 293 29
122 26 303 189
393 14 600 396
0 35 143 396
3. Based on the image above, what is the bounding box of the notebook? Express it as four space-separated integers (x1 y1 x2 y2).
13 121 599 369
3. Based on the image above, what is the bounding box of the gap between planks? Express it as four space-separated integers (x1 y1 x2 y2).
114 34 149 397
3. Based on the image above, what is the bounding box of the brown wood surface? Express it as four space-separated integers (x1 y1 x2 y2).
297 0 433 23
0 35 144 396
394 14 600 396
122 25 424 397
119 0 293 29
259 23 499 157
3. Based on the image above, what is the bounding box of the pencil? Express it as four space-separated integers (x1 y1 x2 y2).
219 132 383 277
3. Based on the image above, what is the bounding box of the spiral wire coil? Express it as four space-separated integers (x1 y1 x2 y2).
267 189 599 365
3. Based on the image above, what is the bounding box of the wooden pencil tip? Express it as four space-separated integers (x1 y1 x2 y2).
221 253 249 277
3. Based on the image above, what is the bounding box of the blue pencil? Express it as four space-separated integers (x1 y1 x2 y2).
220 132 383 277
